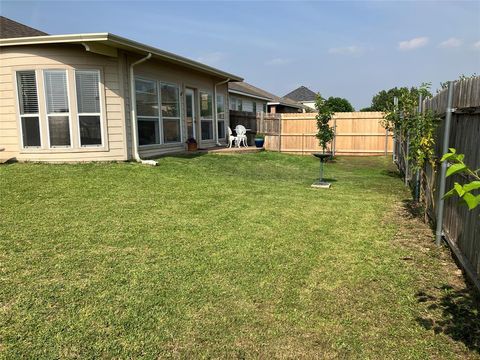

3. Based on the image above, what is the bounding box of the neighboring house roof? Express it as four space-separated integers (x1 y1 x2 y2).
0 16 48 38
229 82 276 102
0 32 243 82
229 82 304 109
284 86 317 102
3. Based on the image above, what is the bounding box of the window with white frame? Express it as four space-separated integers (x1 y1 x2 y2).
229 96 243 111
75 70 102 146
135 78 160 146
16 71 41 148
257 102 264 113
200 91 213 140
252 101 257 113
160 83 181 143
44 70 71 147
217 94 225 139
229 97 236 111
237 98 243 111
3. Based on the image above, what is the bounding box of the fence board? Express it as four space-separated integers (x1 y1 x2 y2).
230 111 392 155
397 76 480 287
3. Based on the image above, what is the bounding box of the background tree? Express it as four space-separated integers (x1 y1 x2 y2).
367 86 432 112
324 96 354 112
359 107 373 112
315 94 335 153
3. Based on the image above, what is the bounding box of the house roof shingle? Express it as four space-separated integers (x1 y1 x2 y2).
284 86 317 102
229 82 304 109
0 16 48 39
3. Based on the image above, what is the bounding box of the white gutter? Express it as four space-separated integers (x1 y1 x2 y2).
267 101 304 109
214 78 230 146
129 52 157 166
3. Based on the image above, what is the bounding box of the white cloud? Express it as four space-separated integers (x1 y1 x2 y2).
398 37 429 51
473 41 480 50
265 58 292 66
439 37 463 48
328 46 364 55
196 52 225 65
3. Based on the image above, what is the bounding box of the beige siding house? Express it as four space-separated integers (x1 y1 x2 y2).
0 31 242 163
283 86 317 110
228 82 269 114
228 81 304 115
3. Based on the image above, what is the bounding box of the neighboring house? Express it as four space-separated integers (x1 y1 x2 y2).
228 82 269 113
228 82 304 114
0 16 48 38
284 86 317 110
0 17 242 163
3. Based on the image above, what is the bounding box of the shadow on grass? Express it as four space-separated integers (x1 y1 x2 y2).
415 285 480 353
402 199 425 219
160 151 209 160
380 169 402 179
313 178 338 183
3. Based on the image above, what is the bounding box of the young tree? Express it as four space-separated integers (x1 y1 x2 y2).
315 94 335 153
324 96 354 112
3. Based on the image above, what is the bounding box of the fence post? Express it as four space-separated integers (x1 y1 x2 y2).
405 130 409 187
278 115 282 152
435 81 455 246
393 97 398 162
302 133 304 155
332 118 337 156
414 94 423 201
384 128 388 156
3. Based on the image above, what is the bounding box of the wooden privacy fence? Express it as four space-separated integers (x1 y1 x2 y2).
229 111 392 156
395 76 480 288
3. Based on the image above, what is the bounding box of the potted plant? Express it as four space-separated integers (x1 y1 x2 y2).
254 133 265 148
186 138 197 151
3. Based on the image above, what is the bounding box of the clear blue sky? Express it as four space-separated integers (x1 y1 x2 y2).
2 0 479 109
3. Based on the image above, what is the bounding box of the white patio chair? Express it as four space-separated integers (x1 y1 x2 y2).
235 125 248 147
227 127 238 148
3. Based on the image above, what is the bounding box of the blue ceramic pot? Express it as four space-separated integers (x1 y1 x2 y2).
254 138 265 148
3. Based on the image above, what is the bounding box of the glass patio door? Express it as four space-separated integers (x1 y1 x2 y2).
185 88 196 140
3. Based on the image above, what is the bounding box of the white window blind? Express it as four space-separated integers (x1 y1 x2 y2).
17 71 39 114
76 70 100 113
44 70 69 113
76 70 102 146
44 70 71 147
16 71 41 148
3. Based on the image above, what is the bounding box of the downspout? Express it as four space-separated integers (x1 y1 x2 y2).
435 81 455 246
214 78 230 146
129 52 157 165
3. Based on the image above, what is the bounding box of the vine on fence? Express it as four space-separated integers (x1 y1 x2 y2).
315 94 335 153
381 83 439 171
442 148 480 210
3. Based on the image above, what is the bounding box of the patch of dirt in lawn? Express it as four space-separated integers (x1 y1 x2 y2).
390 199 480 357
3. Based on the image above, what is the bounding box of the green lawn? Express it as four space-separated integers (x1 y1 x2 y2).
1 152 478 359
